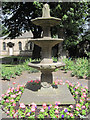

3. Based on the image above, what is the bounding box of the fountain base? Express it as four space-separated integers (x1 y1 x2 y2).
20 84 75 105
41 72 53 88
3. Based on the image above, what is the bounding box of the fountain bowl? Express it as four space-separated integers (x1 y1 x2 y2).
31 17 61 27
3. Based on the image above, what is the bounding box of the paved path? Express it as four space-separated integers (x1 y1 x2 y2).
0 70 89 119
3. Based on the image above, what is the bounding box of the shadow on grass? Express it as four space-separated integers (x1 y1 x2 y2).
0 55 30 65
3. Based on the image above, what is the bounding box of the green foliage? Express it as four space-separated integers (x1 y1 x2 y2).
71 58 88 78
0 58 39 80
61 57 89 78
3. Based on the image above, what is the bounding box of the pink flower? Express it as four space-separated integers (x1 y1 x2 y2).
54 105 58 109
20 103 25 108
13 82 16 85
75 86 78 89
87 97 89 101
10 87 15 92
65 80 69 83
85 86 88 89
69 105 73 109
82 89 86 92
6 93 9 97
59 80 63 82
76 103 80 107
43 106 47 109
1 94 4 97
81 95 85 98
31 107 35 112
11 94 16 98
28 104 30 107
13 103 16 106
0 97 2 101
49 104 52 108
54 81 58 85
75 91 78 94
82 106 85 109
69 113 73 117
69 83 72 86
80 99 83 103
12 110 15 113
59 83 62 85
40 108 44 112
6 111 9 114
57 101 60 105
76 108 79 111
81 93 87 98
17 91 22 95
55 101 60 105
31 102 36 107
13 114 16 118
6 99 9 103
77 82 80 86
10 99 14 102
55 110 59 114
7 89 10 93
67 112 69 115
43 103 47 107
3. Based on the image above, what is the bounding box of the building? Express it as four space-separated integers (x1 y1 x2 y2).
0 31 34 56
0 30 67 59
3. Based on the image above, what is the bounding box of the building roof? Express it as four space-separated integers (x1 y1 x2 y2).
0 31 33 39
17 31 33 39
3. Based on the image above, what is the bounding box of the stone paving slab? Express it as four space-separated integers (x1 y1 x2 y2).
20 84 75 105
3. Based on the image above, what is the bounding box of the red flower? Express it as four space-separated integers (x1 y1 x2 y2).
35 80 37 83
13 82 16 85
30 80 33 82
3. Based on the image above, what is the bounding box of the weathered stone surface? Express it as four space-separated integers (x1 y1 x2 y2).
20 84 75 105
42 3 50 17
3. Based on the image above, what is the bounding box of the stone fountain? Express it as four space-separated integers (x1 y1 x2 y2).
20 4 75 105
28 3 65 88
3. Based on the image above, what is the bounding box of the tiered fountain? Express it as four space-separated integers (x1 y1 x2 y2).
28 3 65 88
20 4 75 105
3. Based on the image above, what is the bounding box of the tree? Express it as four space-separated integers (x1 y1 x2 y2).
2 2 89 58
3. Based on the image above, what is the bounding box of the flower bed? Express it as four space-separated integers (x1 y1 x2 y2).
0 80 89 119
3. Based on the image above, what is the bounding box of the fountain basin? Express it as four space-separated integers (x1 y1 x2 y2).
28 62 65 72
31 17 61 27
29 38 63 48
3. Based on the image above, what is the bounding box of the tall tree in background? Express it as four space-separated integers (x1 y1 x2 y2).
2 2 89 58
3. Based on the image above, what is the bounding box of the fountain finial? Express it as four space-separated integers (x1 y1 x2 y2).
42 3 50 17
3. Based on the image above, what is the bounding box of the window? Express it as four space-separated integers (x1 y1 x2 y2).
18 42 22 50
28 42 33 50
30 42 32 50
3 42 6 50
